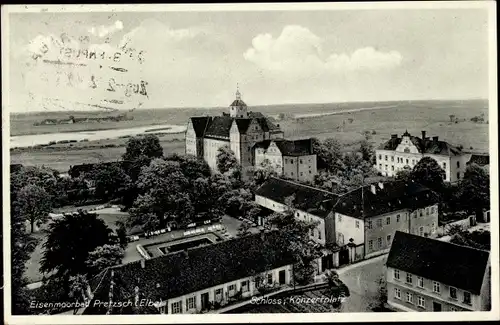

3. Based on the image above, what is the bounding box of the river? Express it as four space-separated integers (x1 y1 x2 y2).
10 124 187 148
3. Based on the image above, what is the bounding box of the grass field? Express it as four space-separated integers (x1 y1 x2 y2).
10 99 489 172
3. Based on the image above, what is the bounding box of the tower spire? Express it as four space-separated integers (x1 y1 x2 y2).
236 83 241 100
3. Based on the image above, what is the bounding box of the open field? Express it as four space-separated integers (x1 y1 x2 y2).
10 99 489 172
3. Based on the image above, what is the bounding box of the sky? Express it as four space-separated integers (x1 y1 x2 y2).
6 7 491 113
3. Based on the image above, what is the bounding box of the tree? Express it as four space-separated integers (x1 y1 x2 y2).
17 184 52 233
450 230 490 251
411 157 445 191
325 270 350 308
237 221 252 237
40 211 114 280
68 274 89 314
92 163 132 201
86 244 125 275
115 221 128 249
312 137 343 172
457 163 490 218
359 139 375 165
216 145 238 174
10 204 38 315
122 134 163 162
395 166 412 183
267 195 320 285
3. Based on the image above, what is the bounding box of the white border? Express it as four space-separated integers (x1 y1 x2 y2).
2 2 499 324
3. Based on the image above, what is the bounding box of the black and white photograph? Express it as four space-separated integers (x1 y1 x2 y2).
2 2 498 323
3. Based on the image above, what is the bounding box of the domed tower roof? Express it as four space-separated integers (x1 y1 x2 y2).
230 83 247 107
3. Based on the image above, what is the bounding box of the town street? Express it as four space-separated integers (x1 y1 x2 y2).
338 254 388 313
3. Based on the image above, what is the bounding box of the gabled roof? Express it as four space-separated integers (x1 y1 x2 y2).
379 132 462 156
249 112 281 132
253 139 314 156
468 154 489 167
387 231 490 295
84 231 294 314
235 119 252 134
333 180 439 219
189 117 212 137
204 116 235 138
255 177 338 218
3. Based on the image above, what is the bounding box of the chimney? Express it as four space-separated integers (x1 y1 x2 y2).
421 130 426 140
433 136 439 143
378 182 384 190
391 134 397 139
370 184 376 195
140 259 145 269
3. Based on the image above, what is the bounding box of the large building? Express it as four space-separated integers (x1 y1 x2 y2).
375 130 470 182
185 88 317 181
386 231 491 312
254 139 317 183
185 88 285 173
84 231 295 315
255 177 439 270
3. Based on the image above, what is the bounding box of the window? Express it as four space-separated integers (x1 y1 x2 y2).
449 287 457 299
443 162 447 169
171 301 182 314
300 159 304 164
309 170 312 174
385 165 388 170
394 269 400 280
377 219 382 228
291 160 294 164
215 288 223 297
391 165 394 171
385 155 388 161
228 284 236 294
406 273 413 284
391 156 394 162
412 159 415 165
368 220 372 229
291 172 294 176
387 235 392 244
457 172 460 180
450 307 458 312
386 217 391 225
187 296 196 310
394 288 401 299
377 237 382 248
379 164 382 169
404 148 410 153
457 161 460 168
300 172 303 176
338 215 342 222
426 208 429 215
417 277 424 288
431 206 435 214
406 158 409 164
241 280 249 292
267 273 273 284
433 281 440 293
368 240 373 251
378 154 382 160
419 226 424 237
463 291 472 305
355 220 360 228
318 230 321 240
419 210 423 217
406 292 414 304
417 296 425 308
397 214 400 222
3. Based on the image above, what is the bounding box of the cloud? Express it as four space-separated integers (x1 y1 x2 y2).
244 25 403 75
88 20 124 38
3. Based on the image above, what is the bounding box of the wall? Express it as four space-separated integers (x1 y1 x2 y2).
230 122 242 163
386 266 481 311
365 209 409 258
255 195 327 245
203 138 230 171
254 142 284 176
185 120 198 156
408 204 439 238
334 212 364 246
479 258 491 311
164 264 292 314
296 155 317 183
283 156 298 179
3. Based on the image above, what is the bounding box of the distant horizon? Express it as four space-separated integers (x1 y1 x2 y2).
8 97 489 116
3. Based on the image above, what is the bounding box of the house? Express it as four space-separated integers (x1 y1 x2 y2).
386 231 491 312
254 178 439 271
83 231 295 315
332 180 440 261
375 130 470 182
253 139 317 182
254 177 338 246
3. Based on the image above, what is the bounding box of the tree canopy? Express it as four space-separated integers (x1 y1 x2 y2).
410 157 445 190
457 163 490 217
216 145 238 174
16 184 52 233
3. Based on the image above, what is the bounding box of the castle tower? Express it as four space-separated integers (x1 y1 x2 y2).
229 84 248 118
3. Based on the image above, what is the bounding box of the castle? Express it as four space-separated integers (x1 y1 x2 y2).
185 87 317 182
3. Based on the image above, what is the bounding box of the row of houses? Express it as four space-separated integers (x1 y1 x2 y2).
254 177 440 270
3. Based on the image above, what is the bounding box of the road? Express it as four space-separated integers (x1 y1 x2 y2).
338 255 387 313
